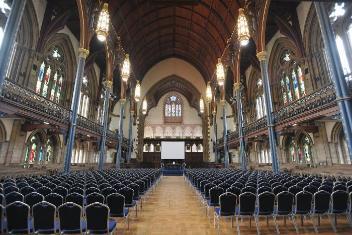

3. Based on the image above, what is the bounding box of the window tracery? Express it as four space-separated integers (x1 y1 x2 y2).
164 94 183 123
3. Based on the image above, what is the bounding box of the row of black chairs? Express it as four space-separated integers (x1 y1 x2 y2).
185 169 352 234
0 168 161 234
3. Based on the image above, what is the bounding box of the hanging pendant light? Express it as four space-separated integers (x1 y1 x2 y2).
95 3 110 42
206 82 212 102
142 98 148 115
216 58 225 86
237 8 250 46
134 81 141 102
199 97 204 114
121 54 130 83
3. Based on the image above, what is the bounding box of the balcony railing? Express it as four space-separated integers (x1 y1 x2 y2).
217 83 338 148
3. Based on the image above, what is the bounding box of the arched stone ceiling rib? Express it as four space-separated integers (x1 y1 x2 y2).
109 0 240 81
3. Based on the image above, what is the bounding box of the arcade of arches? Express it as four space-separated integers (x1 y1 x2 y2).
0 0 351 178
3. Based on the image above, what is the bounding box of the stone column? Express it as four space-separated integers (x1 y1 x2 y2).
116 99 125 169
257 51 280 173
222 104 229 168
235 83 247 170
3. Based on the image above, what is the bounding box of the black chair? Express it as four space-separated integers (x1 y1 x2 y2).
303 185 318 195
318 185 332 193
4 185 19 195
333 184 347 192
254 192 276 234
85 202 117 234
86 187 100 195
214 192 237 229
330 190 351 232
58 202 86 234
65 192 84 207
30 182 43 190
69 187 84 196
86 192 105 205
106 193 129 229
24 192 44 208
236 192 256 234
288 185 302 196
241 186 256 194
20 186 36 196
206 186 224 216
37 186 52 197
273 185 288 195
53 186 68 198
311 190 331 233
45 193 63 208
6 201 32 234
257 186 271 194
119 187 137 216
226 186 241 200
32 201 58 234
101 187 117 199
5 191 24 205
294 191 313 227
274 191 297 234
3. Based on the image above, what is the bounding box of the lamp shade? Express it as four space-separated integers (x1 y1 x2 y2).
134 81 141 102
96 3 110 42
216 58 225 86
142 99 147 115
237 8 250 46
121 54 130 82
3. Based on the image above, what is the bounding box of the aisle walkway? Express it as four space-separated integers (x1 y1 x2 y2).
115 176 352 235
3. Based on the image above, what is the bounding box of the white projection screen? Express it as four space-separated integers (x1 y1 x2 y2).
161 141 185 159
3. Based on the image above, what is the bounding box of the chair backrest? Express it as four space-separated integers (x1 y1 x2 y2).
209 186 224 204
257 186 271 194
32 201 56 232
276 191 294 215
333 184 347 192
37 186 52 197
20 186 36 196
241 186 256 194
226 186 241 198
58 202 83 233
106 193 125 216
4 185 19 195
102 187 117 198
303 185 318 195
313 190 330 214
66 192 84 207
219 192 236 215
45 193 63 208
257 192 275 214
239 192 256 215
6 201 30 233
86 192 105 205
288 185 302 195
232 182 244 189
118 187 134 205
204 183 216 197
86 187 100 195
53 186 68 198
128 183 140 198
86 202 110 233
24 192 44 208
273 185 288 195
331 190 348 213
5 191 24 205
318 185 332 193
295 191 312 214
69 187 84 195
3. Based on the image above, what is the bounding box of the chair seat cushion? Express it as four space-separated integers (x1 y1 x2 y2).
207 200 219 207
60 220 87 234
215 207 235 216
7 219 33 234
110 208 129 217
126 201 136 207
35 220 60 234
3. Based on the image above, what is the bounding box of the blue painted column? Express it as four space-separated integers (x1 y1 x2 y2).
115 99 125 169
98 81 112 170
257 51 280 173
235 84 246 170
212 109 219 162
222 104 229 168
127 103 133 163
0 0 27 93
64 48 89 173
315 2 352 162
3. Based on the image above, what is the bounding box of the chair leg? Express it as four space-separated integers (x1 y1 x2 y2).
255 216 260 235
231 216 234 228
273 216 279 235
311 215 318 233
291 215 299 234
329 214 337 233
300 215 304 226
249 217 251 228
236 216 241 235
347 213 352 227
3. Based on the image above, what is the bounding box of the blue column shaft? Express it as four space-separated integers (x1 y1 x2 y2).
98 87 110 170
259 58 280 173
127 108 133 163
116 102 125 169
213 112 218 162
64 55 86 173
236 89 246 170
0 0 27 93
223 105 229 168
315 2 352 162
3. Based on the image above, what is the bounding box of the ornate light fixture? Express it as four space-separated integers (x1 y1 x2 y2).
237 8 250 46
199 97 204 114
216 58 225 86
206 82 212 102
142 98 147 115
121 54 130 83
95 3 110 42
134 80 141 102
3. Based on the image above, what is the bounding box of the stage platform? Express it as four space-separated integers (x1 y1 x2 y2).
162 168 184 176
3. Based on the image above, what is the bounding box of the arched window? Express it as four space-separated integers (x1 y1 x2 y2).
35 46 65 103
45 138 55 163
286 134 313 164
78 76 90 118
24 134 43 164
300 135 313 164
257 143 270 164
0 0 11 47
287 137 297 163
164 94 183 123
255 79 267 120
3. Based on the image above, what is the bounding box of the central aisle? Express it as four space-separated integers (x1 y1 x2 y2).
117 176 352 235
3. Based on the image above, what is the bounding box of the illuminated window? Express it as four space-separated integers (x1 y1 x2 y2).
164 94 183 123
35 46 65 103
255 79 266 119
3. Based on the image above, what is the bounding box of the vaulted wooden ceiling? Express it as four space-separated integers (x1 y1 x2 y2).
109 0 245 81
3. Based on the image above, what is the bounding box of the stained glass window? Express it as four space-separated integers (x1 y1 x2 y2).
164 94 182 123
301 136 312 163
255 79 266 120
25 135 39 164
35 46 65 103
46 139 54 162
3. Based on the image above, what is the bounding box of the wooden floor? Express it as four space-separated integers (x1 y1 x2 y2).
114 176 352 235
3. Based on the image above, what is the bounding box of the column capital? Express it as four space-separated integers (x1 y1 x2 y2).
233 83 240 91
78 48 90 58
103 80 113 89
120 98 126 104
256 51 267 61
